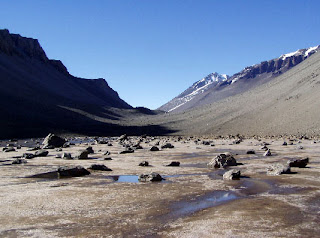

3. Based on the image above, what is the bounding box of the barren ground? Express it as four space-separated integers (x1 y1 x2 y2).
0 136 319 237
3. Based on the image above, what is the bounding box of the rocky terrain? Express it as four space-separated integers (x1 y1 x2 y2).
159 46 319 113
0 134 319 237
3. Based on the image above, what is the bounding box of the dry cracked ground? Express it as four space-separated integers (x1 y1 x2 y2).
0 136 319 237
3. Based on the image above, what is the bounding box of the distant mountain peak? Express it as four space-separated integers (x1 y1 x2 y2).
159 45 320 113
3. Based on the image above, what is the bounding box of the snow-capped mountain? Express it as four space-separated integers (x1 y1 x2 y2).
159 72 229 112
159 45 320 113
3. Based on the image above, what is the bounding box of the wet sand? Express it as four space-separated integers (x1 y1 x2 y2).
0 137 319 237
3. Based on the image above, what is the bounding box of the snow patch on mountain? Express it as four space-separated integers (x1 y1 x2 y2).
167 73 229 112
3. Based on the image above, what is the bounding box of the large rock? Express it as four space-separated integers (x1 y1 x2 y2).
287 158 309 168
264 149 272 156
42 133 66 148
119 148 134 154
28 166 90 179
223 169 241 180
88 164 112 171
138 172 163 182
267 164 291 175
207 153 237 169
57 166 91 178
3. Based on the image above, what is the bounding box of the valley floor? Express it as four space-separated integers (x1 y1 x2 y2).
0 136 319 237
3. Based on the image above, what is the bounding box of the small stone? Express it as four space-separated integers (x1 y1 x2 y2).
264 149 272 156
23 153 35 159
119 148 134 154
167 161 180 167
76 150 90 159
118 134 128 141
282 142 287 146
42 133 66 148
34 150 49 157
150 146 159 151
61 152 73 160
223 169 241 180
104 157 112 160
85 146 94 154
139 161 149 166
246 150 255 154
12 158 27 164
161 143 174 149
104 151 111 155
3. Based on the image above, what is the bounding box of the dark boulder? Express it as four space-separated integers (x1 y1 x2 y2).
88 164 112 171
42 133 66 148
246 150 255 154
3 147 15 152
287 158 309 168
23 153 35 159
161 143 174 149
150 146 159 151
167 161 180 167
119 148 134 154
139 161 149 166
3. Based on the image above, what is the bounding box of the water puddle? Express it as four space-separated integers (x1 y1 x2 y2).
159 191 239 221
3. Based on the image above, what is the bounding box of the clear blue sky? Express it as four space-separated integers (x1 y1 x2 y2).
1 0 319 109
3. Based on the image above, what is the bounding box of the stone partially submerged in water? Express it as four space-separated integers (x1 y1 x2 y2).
207 153 237 169
267 164 291 175
223 169 241 180
138 172 163 182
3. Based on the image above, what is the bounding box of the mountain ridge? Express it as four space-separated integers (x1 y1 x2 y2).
159 45 320 113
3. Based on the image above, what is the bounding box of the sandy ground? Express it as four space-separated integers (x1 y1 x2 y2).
0 136 319 237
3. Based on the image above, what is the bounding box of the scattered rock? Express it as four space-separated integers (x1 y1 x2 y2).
27 146 41 151
288 158 309 168
282 142 287 146
34 150 49 157
296 145 304 150
61 152 72 160
3 147 15 152
23 153 35 159
263 149 272 156
12 158 27 164
261 145 268 151
104 151 111 156
167 161 180 167
223 169 241 180
138 172 163 182
161 143 174 149
246 150 255 154
57 166 91 178
150 146 159 151
118 134 128 141
104 157 112 160
88 164 112 171
207 153 237 169
139 161 149 166
42 133 66 148
267 164 291 175
85 146 94 154
28 166 90 179
76 150 90 159
119 148 134 154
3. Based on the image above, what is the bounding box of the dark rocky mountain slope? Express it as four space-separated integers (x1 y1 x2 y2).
160 46 319 113
0 29 170 138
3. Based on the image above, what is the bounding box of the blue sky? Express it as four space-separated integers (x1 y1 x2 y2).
1 0 320 109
